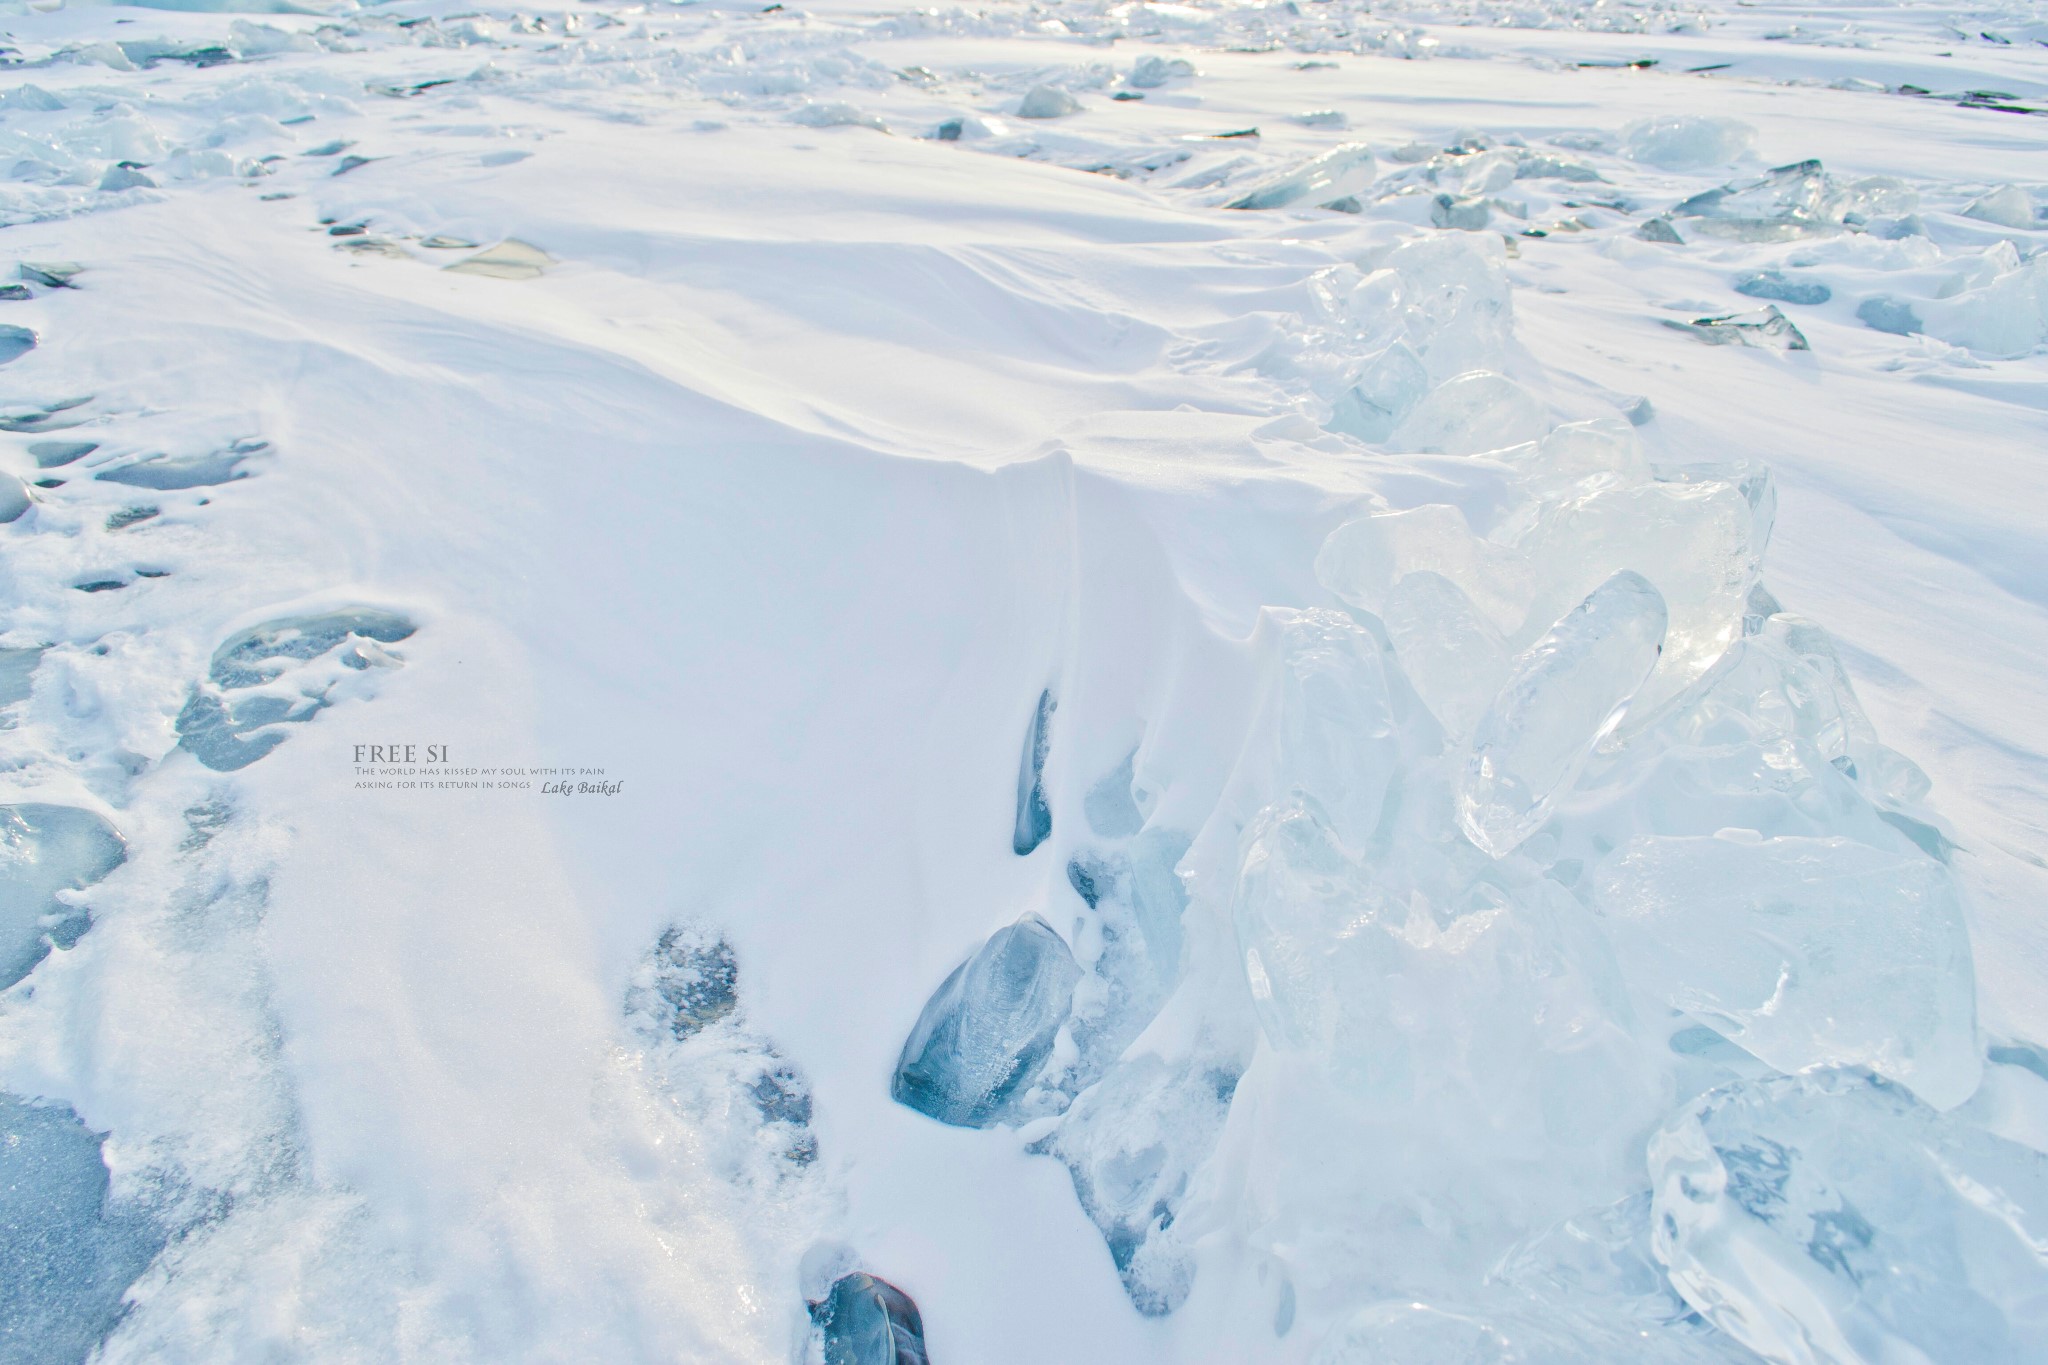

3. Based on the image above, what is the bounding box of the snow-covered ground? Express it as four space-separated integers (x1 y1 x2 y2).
1 0 2045 1361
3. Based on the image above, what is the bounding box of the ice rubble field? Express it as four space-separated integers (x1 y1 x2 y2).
1 0 2048 1360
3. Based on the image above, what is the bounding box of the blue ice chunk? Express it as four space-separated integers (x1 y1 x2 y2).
1858 296 1922 336
0 1095 163 1365
1013 689 1055 855
815 1272 928 1365
27 442 95 469
0 326 35 366
209 608 415 690
174 691 310 772
0 805 126 991
1734 270 1831 305
892 915 1081 1127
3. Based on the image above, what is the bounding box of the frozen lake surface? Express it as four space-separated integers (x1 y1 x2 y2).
0 0 2045 1359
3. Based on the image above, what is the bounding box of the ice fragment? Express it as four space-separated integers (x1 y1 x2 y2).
1013 688 1054 855
1734 270 1830 306
0 804 126 991
815 1272 928 1365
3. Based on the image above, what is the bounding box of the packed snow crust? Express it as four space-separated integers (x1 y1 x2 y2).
1 0 2046 1361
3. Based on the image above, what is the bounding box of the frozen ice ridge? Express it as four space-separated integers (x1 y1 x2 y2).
891 914 1081 1128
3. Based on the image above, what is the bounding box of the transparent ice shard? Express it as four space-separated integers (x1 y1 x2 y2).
444 240 552 280
1273 609 1396 849
1651 1071 2048 1365
1663 306 1810 350
1016 85 1079 119
1594 835 1979 1109
1326 342 1427 443
1013 689 1055 855
1230 799 1366 1054
1734 270 1831 306
0 804 126 991
1672 160 1849 241
1033 1054 1239 1317
1382 570 1509 740
1457 572 1667 857
1225 143 1376 211
814 1272 928 1365
891 915 1081 1128
1388 370 1547 456
0 1095 164 1365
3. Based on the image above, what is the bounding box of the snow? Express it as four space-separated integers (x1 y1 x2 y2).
0 0 2044 1361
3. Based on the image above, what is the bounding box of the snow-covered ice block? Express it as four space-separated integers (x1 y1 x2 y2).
1225 143 1375 211
0 804 126 991
1458 571 1667 858
892 914 1081 1128
1594 834 1979 1109
1127 56 1193 88
1664 306 1810 350
1651 1071 2048 1365
0 472 29 523
1623 115 1754 171
814 1272 928 1365
0 1094 163 1365
444 240 552 280
0 325 37 365
96 441 263 490
623 924 739 1040
1033 1053 1238 1316
0 646 43 706
1012 688 1054 855
1962 184 2036 231
790 102 886 132
1016 85 1079 119
28 440 95 469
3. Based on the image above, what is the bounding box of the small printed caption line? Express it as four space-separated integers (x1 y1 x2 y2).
350 748 622 794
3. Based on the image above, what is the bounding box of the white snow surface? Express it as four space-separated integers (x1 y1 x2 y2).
0 0 2045 1361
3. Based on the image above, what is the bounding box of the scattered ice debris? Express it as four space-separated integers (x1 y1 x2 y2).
177 608 417 771
1017 85 1080 119
1962 184 2037 230
1650 1070 2048 1365
812 1272 928 1365
891 914 1080 1128
1733 269 1830 305
1031 1054 1238 1316
1664 305 1810 351
96 440 265 490
1622 115 1754 170
0 325 38 366
1857 295 1921 336
0 1095 165 1365
624 924 819 1175
18 262 81 289
1457 571 1667 858
790 102 887 132
1225 143 1375 211
0 803 127 991
1012 688 1055 855
444 240 552 280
